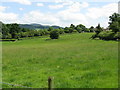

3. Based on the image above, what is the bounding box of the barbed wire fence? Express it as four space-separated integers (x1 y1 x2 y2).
0 82 33 88
0 77 53 90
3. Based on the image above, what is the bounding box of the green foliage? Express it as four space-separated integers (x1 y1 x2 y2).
98 31 115 40
70 24 75 29
20 32 28 38
109 13 120 33
21 28 30 32
8 23 21 38
14 33 21 39
114 32 120 40
89 26 94 32
68 28 74 33
48 27 53 31
75 26 82 33
43 29 50 35
28 31 34 37
72 29 78 33
64 27 70 33
34 30 40 36
95 24 103 34
50 29 59 39
2 33 12 39
58 28 64 34
110 21 120 33
85 28 90 32
76 24 87 32
92 13 120 41
2 23 9 36
91 33 98 39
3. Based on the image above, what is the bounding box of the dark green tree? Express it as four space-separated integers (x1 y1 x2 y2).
95 24 102 34
8 23 21 38
109 13 120 33
50 29 59 39
70 24 75 29
76 24 87 32
48 27 54 31
89 26 94 32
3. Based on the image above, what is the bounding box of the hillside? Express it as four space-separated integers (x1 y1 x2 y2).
19 23 62 30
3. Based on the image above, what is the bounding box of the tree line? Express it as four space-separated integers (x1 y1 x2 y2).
0 22 96 39
0 13 119 40
91 13 120 40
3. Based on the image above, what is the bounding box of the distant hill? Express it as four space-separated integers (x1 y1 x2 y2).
19 24 62 30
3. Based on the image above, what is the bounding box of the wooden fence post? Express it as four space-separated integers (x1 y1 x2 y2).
48 77 53 90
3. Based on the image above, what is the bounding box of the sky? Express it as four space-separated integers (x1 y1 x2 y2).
0 0 119 28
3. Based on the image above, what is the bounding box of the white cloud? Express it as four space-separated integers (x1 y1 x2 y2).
19 8 24 11
0 12 19 23
36 3 44 7
85 3 117 27
48 4 64 9
86 3 117 19
9 0 31 5
0 6 6 11
0 2 118 28
20 2 89 27
0 6 19 23
21 11 59 25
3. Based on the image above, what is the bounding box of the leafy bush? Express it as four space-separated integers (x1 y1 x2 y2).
34 30 40 36
20 32 28 38
50 30 59 39
98 31 115 40
58 28 64 34
114 32 120 40
73 30 78 33
14 33 21 39
64 30 69 33
28 31 34 37
44 30 50 35
2 33 12 39
91 33 98 39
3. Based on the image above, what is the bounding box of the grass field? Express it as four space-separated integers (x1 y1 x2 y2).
2 33 118 88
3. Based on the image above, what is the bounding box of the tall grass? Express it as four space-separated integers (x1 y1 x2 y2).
2 33 118 88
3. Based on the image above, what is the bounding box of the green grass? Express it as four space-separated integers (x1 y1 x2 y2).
2 33 118 88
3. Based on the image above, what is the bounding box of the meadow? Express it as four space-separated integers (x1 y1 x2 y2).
2 33 118 88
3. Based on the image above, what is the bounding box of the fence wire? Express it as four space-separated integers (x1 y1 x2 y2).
0 82 33 88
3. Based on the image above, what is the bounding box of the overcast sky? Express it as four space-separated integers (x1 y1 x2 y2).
0 0 118 28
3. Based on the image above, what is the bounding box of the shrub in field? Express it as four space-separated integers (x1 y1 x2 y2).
91 33 98 39
98 31 115 40
58 28 64 34
75 26 82 33
95 24 103 34
14 33 21 39
64 27 70 33
2 33 12 39
89 26 95 32
20 32 28 38
64 30 69 33
50 29 59 39
73 29 78 33
44 30 50 35
114 32 120 40
34 30 40 36
28 31 34 37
